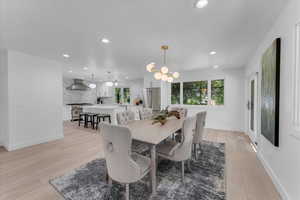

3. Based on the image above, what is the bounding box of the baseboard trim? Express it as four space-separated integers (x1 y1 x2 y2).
257 151 290 200
8 134 64 151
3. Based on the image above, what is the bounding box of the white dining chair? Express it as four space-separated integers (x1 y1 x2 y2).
139 108 153 120
193 111 207 160
168 107 188 119
116 110 135 125
168 107 188 141
156 116 196 182
116 110 149 155
100 123 151 200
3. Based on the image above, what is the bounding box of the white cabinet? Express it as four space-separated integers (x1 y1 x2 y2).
97 84 113 97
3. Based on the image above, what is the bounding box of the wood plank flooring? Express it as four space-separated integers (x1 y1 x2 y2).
0 122 281 200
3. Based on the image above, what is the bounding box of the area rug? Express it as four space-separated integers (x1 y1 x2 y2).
50 141 226 200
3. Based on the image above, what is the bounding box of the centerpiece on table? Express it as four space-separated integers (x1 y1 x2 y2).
152 107 180 125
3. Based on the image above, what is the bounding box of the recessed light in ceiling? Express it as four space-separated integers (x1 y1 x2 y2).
63 54 70 58
213 65 219 69
68 70 73 73
125 76 129 79
101 38 110 44
195 0 208 8
210 51 216 55
83 67 88 70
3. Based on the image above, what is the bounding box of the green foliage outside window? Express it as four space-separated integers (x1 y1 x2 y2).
115 88 121 104
123 88 130 104
171 83 180 104
211 79 224 105
183 81 208 105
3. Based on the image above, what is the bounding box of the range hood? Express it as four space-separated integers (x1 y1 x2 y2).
66 79 90 91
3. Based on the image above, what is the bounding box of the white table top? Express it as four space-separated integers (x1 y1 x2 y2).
127 117 184 145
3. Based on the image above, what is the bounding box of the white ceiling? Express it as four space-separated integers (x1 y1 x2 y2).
2 0 286 81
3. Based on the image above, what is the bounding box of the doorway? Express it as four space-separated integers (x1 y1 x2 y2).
248 73 258 144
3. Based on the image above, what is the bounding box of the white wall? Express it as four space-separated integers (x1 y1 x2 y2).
245 0 300 199
0 49 9 147
2 50 63 151
145 68 245 132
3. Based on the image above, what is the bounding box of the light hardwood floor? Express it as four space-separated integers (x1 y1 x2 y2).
0 122 281 200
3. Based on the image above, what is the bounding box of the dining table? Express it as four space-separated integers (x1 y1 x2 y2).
126 117 184 195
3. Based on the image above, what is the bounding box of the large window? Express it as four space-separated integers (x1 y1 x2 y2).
115 88 122 104
211 79 224 105
183 81 208 105
171 83 180 104
115 88 130 104
173 79 224 106
123 88 130 104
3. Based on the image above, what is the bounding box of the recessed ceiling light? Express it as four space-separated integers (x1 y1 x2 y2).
213 65 219 69
63 54 70 58
101 38 110 44
68 70 73 73
125 76 129 79
195 0 208 8
210 51 216 55
83 67 88 70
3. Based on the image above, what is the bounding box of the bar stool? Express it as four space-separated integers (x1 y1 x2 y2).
95 114 111 130
85 113 97 128
78 112 88 127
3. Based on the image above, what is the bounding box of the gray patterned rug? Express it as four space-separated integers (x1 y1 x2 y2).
50 141 225 200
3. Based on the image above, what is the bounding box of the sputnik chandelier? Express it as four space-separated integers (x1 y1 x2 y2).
146 45 180 82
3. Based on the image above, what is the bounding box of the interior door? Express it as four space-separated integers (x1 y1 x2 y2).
248 74 258 144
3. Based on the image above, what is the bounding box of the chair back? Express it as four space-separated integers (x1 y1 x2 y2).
100 123 141 183
139 108 153 120
173 116 196 161
169 107 188 119
116 110 135 125
193 111 207 144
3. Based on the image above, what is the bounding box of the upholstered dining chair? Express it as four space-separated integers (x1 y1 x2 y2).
193 111 207 160
168 107 188 119
116 110 149 154
139 108 153 120
156 116 196 182
168 107 188 141
116 110 135 125
100 123 151 200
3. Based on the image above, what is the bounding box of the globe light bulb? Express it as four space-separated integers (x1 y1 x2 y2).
167 76 174 83
154 72 162 80
146 63 155 72
161 74 168 81
89 83 96 89
173 72 180 78
161 66 169 74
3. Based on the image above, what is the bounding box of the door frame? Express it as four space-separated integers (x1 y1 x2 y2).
247 72 258 145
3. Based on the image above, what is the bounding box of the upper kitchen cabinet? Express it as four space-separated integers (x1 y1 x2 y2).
97 83 114 98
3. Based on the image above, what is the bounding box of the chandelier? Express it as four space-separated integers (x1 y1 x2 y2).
146 45 180 82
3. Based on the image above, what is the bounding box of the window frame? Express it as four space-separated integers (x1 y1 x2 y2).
182 80 209 106
169 78 225 108
210 79 225 106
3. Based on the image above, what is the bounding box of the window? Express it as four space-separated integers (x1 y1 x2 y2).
123 88 130 104
115 88 122 104
171 83 180 104
211 79 224 105
183 81 208 105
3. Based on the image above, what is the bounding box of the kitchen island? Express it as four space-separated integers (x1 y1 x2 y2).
82 105 126 125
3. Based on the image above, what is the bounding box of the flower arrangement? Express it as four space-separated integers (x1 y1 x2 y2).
152 107 180 125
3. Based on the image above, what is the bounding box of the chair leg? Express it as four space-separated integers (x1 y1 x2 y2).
181 161 185 182
187 159 192 172
125 184 129 200
108 176 112 186
194 144 198 160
